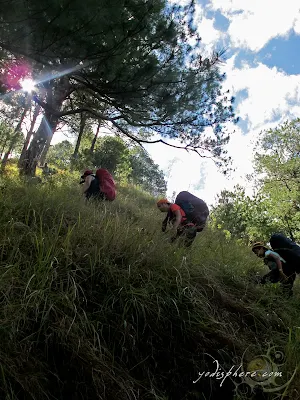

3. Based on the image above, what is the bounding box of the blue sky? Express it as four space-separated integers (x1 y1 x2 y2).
232 33 300 76
141 0 300 206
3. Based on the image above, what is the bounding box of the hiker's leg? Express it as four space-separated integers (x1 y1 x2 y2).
281 269 296 298
261 270 279 284
172 225 196 246
281 279 294 297
171 226 185 245
182 225 197 247
97 191 106 201
281 282 294 298
88 191 106 202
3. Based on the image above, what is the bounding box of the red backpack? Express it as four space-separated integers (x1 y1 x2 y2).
95 168 116 201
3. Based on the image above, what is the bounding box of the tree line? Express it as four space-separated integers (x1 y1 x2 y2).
211 119 300 243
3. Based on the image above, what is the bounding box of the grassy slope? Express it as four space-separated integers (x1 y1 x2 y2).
0 173 300 400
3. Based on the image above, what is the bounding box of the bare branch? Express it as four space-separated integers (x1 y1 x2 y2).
31 93 219 159
110 120 213 159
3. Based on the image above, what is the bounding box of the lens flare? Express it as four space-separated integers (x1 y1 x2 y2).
20 78 36 92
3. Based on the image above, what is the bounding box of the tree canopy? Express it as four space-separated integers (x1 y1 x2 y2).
47 134 167 195
0 0 237 175
212 119 300 243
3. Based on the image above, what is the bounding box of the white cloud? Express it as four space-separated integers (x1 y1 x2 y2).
222 58 300 129
209 0 300 51
295 16 300 34
143 139 214 203
195 11 224 53
144 126 255 206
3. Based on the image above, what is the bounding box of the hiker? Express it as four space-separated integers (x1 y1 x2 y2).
42 163 50 174
38 163 50 176
252 242 297 297
81 168 116 201
157 191 209 247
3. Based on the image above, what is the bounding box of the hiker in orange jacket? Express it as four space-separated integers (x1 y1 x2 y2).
157 199 197 247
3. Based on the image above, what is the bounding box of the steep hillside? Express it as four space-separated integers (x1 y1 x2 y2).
0 175 299 400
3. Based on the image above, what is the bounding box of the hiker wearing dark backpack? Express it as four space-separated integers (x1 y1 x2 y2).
157 192 209 247
175 191 209 232
157 199 197 247
81 169 116 201
252 242 296 297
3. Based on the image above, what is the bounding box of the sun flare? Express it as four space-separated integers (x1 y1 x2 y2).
20 78 36 92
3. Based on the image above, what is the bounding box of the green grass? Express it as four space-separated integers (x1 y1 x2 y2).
0 174 300 399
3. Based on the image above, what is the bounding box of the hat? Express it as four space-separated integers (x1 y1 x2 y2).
252 242 269 252
157 199 169 206
81 169 93 179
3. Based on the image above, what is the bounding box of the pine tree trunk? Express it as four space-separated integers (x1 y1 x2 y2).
18 104 41 168
19 76 72 176
90 120 101 154
1 106 29 169
20 112 59 176
71 112 86 170
39 134 53 166
0 138 8 159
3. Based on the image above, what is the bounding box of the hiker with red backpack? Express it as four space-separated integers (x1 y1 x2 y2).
252 233 300 297
80 168 116 201
157 191 209 247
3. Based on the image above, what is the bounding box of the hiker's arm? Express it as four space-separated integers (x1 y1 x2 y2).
162 215 168 232
172 210 182 231
82 176 92 194
267 254 287 279
169 210 182 242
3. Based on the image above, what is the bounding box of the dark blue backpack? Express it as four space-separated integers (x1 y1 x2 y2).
270 233 300 273
175 191 209 231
